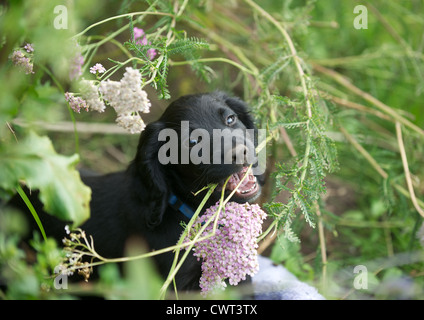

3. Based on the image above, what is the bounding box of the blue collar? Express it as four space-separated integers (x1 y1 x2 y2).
168 193 195 219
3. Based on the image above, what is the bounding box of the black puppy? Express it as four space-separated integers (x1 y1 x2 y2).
14 91 265 290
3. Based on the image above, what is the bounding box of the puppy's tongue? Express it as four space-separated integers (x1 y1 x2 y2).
226 167 257 193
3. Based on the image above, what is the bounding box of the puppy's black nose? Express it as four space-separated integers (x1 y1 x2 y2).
231 144 248 165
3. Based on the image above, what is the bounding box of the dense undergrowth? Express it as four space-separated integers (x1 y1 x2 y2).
1 0 423 299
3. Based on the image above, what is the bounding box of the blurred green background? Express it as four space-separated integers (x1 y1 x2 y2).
1 0 423 299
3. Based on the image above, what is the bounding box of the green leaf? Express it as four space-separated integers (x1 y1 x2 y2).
260 55 291 85
16 185 47 241
0 131 91 227
122 242 163 299
269 120 308 130
166 37 209 56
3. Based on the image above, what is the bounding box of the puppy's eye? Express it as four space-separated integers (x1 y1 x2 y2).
226 114 237 126
188 136 202 147
189 139 198 147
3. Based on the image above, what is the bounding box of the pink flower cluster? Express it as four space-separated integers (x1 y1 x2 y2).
133 27 157 60
9 43 35 74
90 63 106 75
64 92 88 113
24 43 34 53
182 201 267 296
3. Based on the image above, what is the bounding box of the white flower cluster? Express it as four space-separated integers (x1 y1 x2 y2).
116 113 146 133
99 67 151 133
90 63 106 75
79 80 106 112
59 227 93 281
65 66 151 134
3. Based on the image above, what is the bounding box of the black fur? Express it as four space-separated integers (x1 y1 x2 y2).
11 91 265 290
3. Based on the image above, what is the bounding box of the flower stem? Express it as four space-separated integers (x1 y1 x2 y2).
243 0 312 118
72 12 174 39
159 164 254 298
170 57 256 75
396 122 424 218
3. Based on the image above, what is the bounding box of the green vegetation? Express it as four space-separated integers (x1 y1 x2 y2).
1 0 423 299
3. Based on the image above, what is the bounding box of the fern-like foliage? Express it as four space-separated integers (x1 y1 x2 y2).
261 79 339 240
125 17 210 99
166 37 209 56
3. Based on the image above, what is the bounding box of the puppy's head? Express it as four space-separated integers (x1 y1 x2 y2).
132 91 265 228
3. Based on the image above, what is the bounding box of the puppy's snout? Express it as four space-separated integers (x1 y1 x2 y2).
222 143 251 165
232 144 248 164
213 130 257 165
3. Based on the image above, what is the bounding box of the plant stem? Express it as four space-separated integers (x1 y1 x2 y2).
313 63 424 137
340 125 424 211
159 164 254 298
143 1 183 88
37 64 80 155
299 126 312 186
101 57 146 81
340 126 388 179
160 184 217 299
315 201 327 293
170 57 256 75
72 12 174 39
243 0 312 118
396 122 424 218
189 24 259 77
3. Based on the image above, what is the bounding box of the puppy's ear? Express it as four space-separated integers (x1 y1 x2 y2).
130 121 169 229
220 93 256 130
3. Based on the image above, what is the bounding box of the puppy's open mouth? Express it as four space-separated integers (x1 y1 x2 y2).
217 166 259 199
